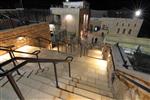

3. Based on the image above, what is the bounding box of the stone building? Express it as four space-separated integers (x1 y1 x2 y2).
90 10 143 37
50 1 90 40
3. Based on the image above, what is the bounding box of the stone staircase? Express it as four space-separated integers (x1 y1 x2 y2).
0 45 115 100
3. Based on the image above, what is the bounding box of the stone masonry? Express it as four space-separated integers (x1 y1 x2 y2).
0 22 51 55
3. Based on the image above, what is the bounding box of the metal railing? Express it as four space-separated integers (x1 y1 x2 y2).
0 47 73 100
116 43 128 68
0 45 42 74
110 45 150 95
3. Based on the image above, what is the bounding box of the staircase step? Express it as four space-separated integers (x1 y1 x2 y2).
16 74 95 100
57 77 113 98
58 82 114 100
26 71 113 98
38 71 111 93
0 79 62 100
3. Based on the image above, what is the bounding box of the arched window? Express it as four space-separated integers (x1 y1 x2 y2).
128 29 132 34
123 29 126 34
117 28 120 34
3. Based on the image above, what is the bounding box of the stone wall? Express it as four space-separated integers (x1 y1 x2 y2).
105 46 150 100
0 22 51 55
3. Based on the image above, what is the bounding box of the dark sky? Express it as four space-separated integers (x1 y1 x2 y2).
0 0 150 37
1 0 150 10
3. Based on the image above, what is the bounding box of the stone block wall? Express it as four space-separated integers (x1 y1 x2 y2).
105 46 150 100
0 22 51 55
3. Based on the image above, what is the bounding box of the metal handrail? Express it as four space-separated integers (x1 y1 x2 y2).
110 46 150 94
116 69 150 87
0 56 73 77
0 56 73 100
115 70 150 93
0 47 40 56
116 43 128 68
0 46 42 71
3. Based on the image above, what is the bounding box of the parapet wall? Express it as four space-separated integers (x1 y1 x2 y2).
105 34 150 54
0 22 50 55
104 45 150 100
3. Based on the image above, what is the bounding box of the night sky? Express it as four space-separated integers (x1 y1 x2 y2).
0 0 150 37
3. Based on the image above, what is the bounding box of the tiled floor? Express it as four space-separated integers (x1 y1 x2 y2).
0 45 114 100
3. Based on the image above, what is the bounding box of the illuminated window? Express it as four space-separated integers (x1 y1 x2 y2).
94 26 100 32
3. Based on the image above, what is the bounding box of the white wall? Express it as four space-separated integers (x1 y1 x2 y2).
50 8 80 36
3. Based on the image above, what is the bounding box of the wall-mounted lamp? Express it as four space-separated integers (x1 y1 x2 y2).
17 37 25 41
65 14 73 21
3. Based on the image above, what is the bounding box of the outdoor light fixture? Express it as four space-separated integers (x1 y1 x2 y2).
17 37 25 41
65 14 73 21
135 9 142 17
66 0 69 2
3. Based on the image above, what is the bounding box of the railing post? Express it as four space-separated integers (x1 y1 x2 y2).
8 52 21 75
116 43 128 68
53 62 59 88
36 54 42 70
68 62 71 77
7 73 25 100
57 43 60 53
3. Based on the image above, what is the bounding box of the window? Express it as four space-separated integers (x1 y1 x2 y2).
128 24 130 27
117 28 120 34
134 24 136 27
54 15 61 24
122 23 124 26
123 29 126 34
94 26 100 32
116 22 119 26
128 29 132 34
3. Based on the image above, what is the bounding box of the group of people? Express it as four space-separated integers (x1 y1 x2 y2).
81 30 105 48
